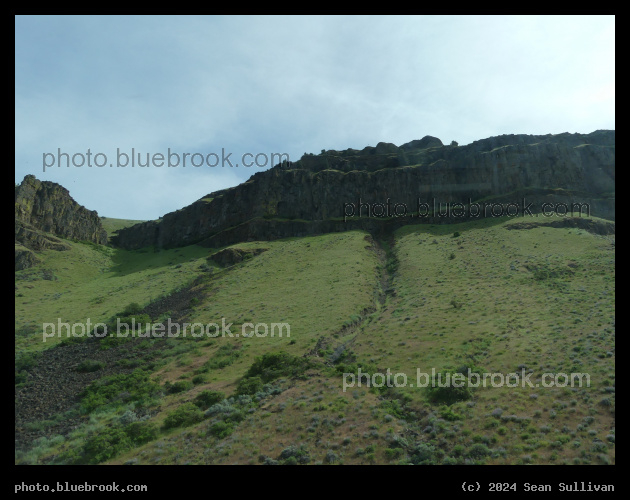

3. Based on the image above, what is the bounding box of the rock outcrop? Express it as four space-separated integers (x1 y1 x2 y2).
16 175 108 245
110 130 615 250
506 216 615 236
208 247 268 267
15 245 40 271
15 221 72 252
15 175 108 269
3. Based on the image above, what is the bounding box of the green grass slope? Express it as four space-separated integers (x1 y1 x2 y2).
15 240 210 352
15 215 614 465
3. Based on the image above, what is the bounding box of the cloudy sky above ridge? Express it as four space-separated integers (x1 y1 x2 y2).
15 15 615 220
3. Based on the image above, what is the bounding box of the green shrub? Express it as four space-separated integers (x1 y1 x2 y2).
98 310 152 349
163 403 205 429
75 360 106 373
452 444 464 457
385 447 404 459
76 420 159 464
426 370 474 404
379 399 407 419
466 443 492 459
15 352 41 385
440 405 462 421
193 390 225 409
124 421 159 445
122 302 143 315
236 376 264 396
235 351 311 396
15 352 40 372
386 257 398 274
81 369 161 413
279 444 311 464
410 443 437 465
325 450 338 464
209 421 234 439
115 314 151 331
82 427 132 464
164 380 193 394
59 335 87 346
243 351 311 383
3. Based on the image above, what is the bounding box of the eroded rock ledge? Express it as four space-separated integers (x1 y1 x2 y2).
113 130 615 250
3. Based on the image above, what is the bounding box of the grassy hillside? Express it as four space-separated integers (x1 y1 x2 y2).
348 216 615 464
15 240 209 353
15 215 615 465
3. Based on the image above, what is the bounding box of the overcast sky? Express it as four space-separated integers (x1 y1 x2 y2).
15 15 615 220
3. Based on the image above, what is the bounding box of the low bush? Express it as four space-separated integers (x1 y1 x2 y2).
75 360 106 373
80 369 161 413
164 380 193 394
163 403 204 429
193 390 225 409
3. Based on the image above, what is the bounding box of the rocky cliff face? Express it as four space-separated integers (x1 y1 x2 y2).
15 175 108 269
113 130 615 250
15 175 108 246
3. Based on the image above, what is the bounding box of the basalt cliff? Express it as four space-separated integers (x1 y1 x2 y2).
15 174 108 270
112 130 614 250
